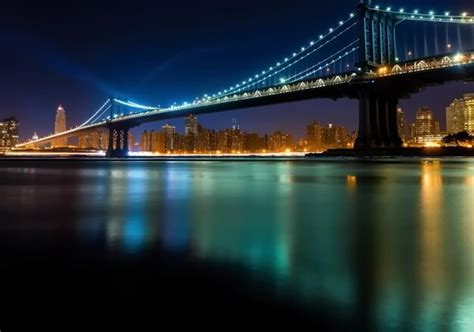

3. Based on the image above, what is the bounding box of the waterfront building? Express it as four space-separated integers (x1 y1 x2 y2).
306 121 348 151
185 115 198 136
162 124 176 151
0 117 19 150
307 121 324 151
415 106 435 136
140 130 165 152
268 131 293 152
446 93 474 134
397 107 406 141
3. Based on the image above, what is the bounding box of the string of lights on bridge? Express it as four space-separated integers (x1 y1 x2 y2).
176 11 358 108
371 5 473 23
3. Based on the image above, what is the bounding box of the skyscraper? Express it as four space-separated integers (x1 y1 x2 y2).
184 115 198 136
396 107 406 141
0 117 19 150
446 93 474 134
415 106 435 136
162 124 177 151
307 121 323 151
54 105 67 147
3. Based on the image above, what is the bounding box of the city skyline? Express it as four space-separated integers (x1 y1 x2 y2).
11 89 474 145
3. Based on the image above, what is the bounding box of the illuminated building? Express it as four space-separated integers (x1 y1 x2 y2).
408 107 443 145
162 124 176 151
397 107 406 141
32 132 39 141
243 133 265 152
140 130 165 152
307 121 323 151
322 124 348 147
185 115 198 136
216 130 229 153
415 107 435 136
268 131 293 152
0 117 19 150
53 105 67 147
196 125 211 152
307 121 348 151
446 93 474 134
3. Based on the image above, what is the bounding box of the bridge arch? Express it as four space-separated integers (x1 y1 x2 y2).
415 60 429 71
316 79 325 87
391 65 403 74
441 56 452 66
298 82 308 89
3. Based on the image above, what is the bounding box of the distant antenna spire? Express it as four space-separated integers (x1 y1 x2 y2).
232 116 239 131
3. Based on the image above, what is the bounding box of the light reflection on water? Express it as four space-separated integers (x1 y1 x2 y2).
1 159 474 330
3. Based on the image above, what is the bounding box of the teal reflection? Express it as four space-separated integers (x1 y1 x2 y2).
162 163 191 252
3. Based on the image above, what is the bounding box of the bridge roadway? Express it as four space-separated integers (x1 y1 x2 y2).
17 51 474 153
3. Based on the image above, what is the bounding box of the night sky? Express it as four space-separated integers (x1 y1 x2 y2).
1 0 473 141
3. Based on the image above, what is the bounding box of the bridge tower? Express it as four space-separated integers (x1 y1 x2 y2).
357 1 398 71
355 1 402 149
106 99 131 158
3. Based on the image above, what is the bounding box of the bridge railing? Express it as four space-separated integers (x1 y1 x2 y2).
373 52 474 77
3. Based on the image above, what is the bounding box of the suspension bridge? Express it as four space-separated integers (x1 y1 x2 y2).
17 1 474 157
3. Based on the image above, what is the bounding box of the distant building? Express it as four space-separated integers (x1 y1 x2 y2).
32 132 39 141
307 121 324 151
415 106 435 136
243 133 265 152
409 106 443 144
53 105 67 147
0 117 19 150
268 131 293 152
306 121 348 151
446 93 474 134
140 130 165 152
162 124 177 151
396 107 406 141
184 115 198 136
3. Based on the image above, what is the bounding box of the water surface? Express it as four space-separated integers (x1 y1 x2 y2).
1 159 473 330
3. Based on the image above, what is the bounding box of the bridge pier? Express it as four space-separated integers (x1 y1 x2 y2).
355 89 402 149
106 125 130 158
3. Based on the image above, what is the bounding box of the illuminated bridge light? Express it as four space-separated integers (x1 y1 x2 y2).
445 11 450 16
350 13 354 17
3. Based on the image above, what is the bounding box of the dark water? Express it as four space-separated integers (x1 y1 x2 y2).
1 159 474 330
